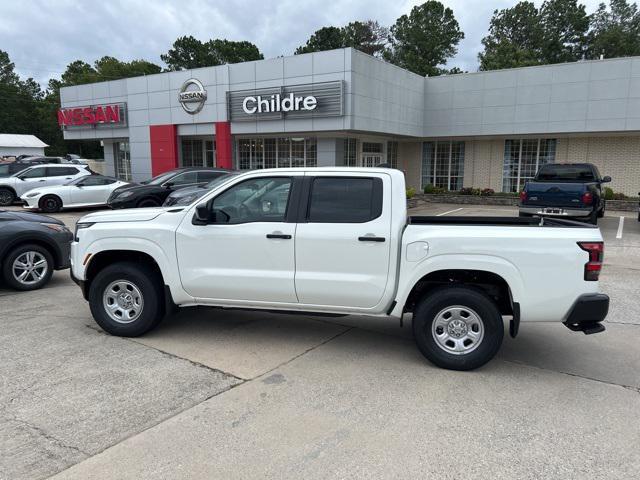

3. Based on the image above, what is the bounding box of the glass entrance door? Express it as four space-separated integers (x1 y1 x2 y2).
181 138 216 167
362 154 382 167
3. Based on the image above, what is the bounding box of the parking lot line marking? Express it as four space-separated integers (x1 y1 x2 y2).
437 208 464 216
616 216 625 239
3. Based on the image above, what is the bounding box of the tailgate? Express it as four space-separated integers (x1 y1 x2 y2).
525 182 586 207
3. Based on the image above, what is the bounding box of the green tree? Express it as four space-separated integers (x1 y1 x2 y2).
479 2 542 70
587 0 640 58
479 0 589 70
295 21 389 56
161 36 263 70
295 26 345 54
539 0 590 63
384 1 464 77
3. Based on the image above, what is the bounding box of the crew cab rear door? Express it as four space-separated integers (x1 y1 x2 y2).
294 172 392 309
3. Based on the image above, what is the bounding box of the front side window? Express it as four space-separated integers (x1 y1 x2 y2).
19 167 47 179
503 139 556 192
78 176 116 186
422 141 465 190
169 171 198 186
211 177 292 224
308 177 382 223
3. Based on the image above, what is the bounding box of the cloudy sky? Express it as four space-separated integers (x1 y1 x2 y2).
1 0 604 87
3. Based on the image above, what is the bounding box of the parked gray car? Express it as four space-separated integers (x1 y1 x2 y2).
0 210 72 290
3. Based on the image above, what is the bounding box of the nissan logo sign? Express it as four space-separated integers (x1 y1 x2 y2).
179 79 207 114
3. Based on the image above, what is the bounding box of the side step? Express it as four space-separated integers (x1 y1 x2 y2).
564 321 606 335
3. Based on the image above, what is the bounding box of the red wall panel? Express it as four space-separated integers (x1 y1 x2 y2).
149 124 178 176
215 121 233 169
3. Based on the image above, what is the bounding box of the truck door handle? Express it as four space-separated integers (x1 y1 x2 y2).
358 236 386 242
266 233 292 239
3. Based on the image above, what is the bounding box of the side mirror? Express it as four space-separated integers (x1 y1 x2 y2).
601 176 612 183
163 182 174 188
192 204 210 225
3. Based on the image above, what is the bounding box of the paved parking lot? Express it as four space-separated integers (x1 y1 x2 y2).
1 204 639 479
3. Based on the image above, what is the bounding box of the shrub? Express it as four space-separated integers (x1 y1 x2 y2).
424 183 436 194
459 187 474 195
424 184 446 194
480 188 495 196
603 187 614 200
612 192 627 200
406 187 416 199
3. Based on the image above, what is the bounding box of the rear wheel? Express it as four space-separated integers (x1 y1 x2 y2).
2 244 54 290
39 195 62 213
412 286 504 371
137 198 160 208
0 188 15 206
588 209 598 225
88 262 164 336
597 201 605 218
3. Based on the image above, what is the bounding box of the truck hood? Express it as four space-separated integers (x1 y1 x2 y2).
79 207 168 224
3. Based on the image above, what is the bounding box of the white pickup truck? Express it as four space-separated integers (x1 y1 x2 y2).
70 168 609 370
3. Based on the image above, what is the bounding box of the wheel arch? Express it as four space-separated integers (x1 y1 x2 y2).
39 193 63 209
0 235 62 269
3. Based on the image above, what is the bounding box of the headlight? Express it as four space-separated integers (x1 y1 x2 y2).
116 191 134 199
40 223 69 233
26 192 41 198
74 222 95 241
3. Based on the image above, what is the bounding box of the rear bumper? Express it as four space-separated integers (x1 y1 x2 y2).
564 293 609 334
520 206 593 217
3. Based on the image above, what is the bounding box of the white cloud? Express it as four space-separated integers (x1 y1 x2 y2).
0 0 607 87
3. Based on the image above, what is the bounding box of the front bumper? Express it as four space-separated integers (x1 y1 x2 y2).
520 206 593 217
564 293 609 334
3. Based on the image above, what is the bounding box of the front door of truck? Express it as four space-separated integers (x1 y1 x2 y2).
294 173 392 309
176 175 299 303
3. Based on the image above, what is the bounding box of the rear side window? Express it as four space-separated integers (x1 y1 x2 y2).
308 177 382 223
19 167 47 178
47 167 79 177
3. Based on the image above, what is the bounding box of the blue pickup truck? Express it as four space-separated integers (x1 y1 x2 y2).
519 163 611 225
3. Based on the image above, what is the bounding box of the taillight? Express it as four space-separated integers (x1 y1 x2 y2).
519 190 527 202
581 191 593 205
578 241 604 281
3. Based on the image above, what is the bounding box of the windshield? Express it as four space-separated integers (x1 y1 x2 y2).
64 177 86 186
205 173 239 189
535 165 595 182
142 171 176 185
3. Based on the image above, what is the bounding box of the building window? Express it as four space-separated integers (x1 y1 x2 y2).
236 137 316 170
421 141 465 190
113 141 131 181
502 139 556 192
205 140 215 167
387 141 398 169
181 139 204 167
343 138 357 167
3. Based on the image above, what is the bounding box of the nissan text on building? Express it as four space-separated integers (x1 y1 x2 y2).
58 48 640 196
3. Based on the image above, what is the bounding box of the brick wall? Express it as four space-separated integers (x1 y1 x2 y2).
402 136 640 196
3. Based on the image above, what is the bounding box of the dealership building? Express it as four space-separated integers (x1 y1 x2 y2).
59 48 640 195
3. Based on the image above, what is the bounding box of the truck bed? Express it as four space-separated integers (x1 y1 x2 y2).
408 215 597 228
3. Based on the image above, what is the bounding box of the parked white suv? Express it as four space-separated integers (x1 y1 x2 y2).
70 168 610 370
0 164 91 206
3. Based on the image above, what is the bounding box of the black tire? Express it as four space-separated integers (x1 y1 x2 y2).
597 201 605 218
137 198 160 208
39 195 62 213
412 286 504 371
0 188 15 206
88 261 164 337
2 243 54 291
518 212 532 217
588 209 598 225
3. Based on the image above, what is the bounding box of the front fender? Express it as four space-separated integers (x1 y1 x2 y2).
391 254 524 317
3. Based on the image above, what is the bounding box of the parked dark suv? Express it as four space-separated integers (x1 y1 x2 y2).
107 167 231 209
0 210 73 290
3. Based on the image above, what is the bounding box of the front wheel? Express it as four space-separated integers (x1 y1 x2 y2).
39 195 62 213
2 244 54 290
412 286 504 371
0 188 15 206
88 262 164 336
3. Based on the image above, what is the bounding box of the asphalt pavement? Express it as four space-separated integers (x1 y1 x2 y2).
0 203 638 480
